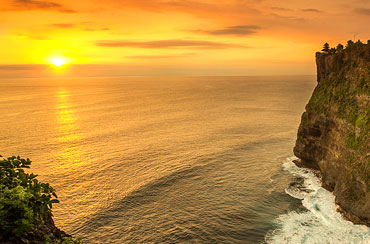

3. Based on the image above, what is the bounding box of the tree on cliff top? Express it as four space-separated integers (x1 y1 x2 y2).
337 44 344 52
354 40 363 48
346 40 354 48
322 43 330 53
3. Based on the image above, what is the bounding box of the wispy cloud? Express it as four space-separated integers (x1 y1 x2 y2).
84 27 110 31
51 23 110 31
193 25 261 36
354 8 370 16
127 53 196 59
0 64 44 70
270 7 293 12
97 0 259 19
301 8 322 13
96 40 246 49
52 23 76 28
127 55 183 59
11 0 75 13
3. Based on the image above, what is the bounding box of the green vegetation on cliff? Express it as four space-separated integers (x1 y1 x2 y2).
310 42 370 182
294 40 370 226
0 156 82 244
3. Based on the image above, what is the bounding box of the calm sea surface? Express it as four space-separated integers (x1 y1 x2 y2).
1 76 317 243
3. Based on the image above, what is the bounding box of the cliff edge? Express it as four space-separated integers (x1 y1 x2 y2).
294 41 370 226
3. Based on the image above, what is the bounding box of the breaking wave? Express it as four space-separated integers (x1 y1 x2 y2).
266 157 370 244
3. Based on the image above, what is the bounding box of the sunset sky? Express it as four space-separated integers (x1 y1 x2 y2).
1 0 370 77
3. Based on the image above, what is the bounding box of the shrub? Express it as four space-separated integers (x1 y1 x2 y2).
45 235 83 244
356 113 369 130
0 185 34 236
0 156 59 237
61 237 84 244
346 40 354 48
347 132 361 150
337 43 344 52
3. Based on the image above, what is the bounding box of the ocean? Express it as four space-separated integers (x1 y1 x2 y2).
1 76 369 243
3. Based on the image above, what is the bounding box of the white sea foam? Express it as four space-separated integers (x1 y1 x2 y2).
266 157 370 244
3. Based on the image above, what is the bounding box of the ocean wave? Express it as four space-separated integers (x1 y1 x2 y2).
266 157 370 244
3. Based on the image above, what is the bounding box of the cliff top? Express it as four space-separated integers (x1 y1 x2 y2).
316 40 370 83
317 40 370 56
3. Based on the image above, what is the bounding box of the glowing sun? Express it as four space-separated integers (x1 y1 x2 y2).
50 57 67 67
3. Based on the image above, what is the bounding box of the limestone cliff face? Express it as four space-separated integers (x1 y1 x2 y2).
294 42 370 226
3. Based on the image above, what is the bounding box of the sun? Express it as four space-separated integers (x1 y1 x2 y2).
50 57 67 67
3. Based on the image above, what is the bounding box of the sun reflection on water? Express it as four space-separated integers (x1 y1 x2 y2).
53 89 98 228
55 89 86 169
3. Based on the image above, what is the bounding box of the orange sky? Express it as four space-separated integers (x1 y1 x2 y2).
1 0 370 77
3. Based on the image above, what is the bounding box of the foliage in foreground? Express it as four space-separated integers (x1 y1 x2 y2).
45 236 83 244
0 155 82 243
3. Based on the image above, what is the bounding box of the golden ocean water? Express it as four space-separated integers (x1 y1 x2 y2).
1 76 317 243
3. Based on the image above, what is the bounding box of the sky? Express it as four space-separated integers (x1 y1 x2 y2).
1 0 370 77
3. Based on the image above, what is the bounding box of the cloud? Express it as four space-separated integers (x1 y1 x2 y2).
96 40 246 49
354 8 370 16
0 64 41 70
96 0 260 19
193 25 261 36
51 23 110 31
270 7 293 12
11 0 75 13
127 53 196 59
127 55 183 59
52 23 76 28
269 12 307 22
301 8 322 13
84 27 110 31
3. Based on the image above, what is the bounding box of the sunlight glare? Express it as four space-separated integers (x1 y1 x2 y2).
50 57 67 67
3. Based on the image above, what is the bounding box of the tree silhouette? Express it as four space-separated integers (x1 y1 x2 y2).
322 43 330 53
336 44 344 52
346 40 354 48
354 40 363 47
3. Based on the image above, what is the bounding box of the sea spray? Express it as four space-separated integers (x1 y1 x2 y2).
266 157 370 244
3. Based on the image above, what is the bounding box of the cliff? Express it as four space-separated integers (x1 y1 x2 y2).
294 41 370 226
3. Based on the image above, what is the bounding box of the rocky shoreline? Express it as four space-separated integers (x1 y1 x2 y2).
293 158 367 226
